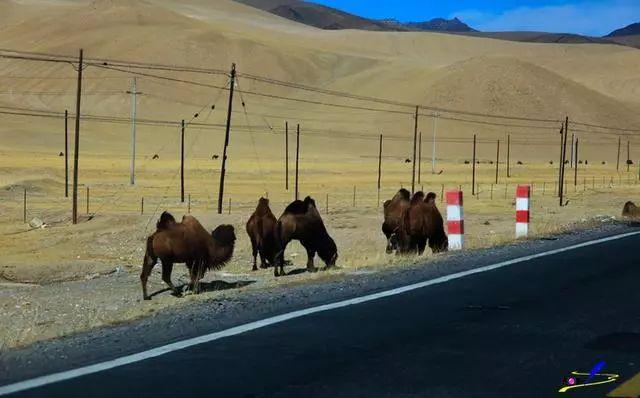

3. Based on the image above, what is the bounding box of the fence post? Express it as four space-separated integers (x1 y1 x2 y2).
141 197 144 215
23 188 27 223
516 185 531 238
188 193 191 214
446 190 464 250
543 182 546 196
490 183 494 200
86 186 90 214
325 193 329 214
440 184 444 202
228 198 231 215
353 186 356 207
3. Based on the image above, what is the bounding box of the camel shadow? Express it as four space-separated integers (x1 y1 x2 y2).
148 279 255 299
195 279 255 293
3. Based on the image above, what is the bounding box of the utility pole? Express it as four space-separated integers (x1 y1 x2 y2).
627 139 631 173
570 133 575 168
558 125 564 198
72 49 83 225
64 109 68 198
472 134 477 196
506 134 510 178
617 136 621 171
377 134 383 206
495 139 500 184
285 121 289 190
217 63 235 214
418 131 422 184
295 123 300 201
127 77 142 185
180 119 185 203
411 106 418 194
432 112 437 174
559 117 569 207
574 137 579 186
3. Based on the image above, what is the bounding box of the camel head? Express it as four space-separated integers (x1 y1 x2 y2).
318 235 338 267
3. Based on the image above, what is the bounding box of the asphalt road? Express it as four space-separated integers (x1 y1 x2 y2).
3 228 640 397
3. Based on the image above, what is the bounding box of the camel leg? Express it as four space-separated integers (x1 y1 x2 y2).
189 262 206 294
302 241 317 272
417 237 427 255
250 238 258 271
161 260 180 297
140 255 157 301
259 250 268 269
274 241 289 277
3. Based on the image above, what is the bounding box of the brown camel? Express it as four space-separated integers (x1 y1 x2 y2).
382 188 411 253
274 196 337 277
140 212 236 300
622 201 640 218
393 191 448 255
246 197 279 271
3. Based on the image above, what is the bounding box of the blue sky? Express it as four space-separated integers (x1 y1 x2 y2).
310 0 640 36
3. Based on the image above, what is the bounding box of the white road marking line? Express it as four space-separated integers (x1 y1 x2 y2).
2 230 639 396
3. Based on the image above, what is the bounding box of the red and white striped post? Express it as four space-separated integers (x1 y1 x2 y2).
516 185 531 238
446 190 464 250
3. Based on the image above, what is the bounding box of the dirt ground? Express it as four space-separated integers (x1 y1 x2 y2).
1 150 639 350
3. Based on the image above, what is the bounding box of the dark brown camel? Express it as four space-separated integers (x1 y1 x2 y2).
393 191 448 255
622 201 640 218
246 197 279 271
274 196 337 277
382 188 411 253
140 212 236 300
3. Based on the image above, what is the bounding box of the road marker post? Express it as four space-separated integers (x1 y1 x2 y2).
446 190 464 250
516 185 530 238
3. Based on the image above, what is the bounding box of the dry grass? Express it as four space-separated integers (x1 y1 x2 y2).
1 149 638 348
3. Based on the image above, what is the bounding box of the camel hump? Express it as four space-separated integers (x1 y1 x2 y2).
623 201 637 215
303 196 317 208
284 199 307 215
410 191 425 204
212 225 236 245
156 211 176 230
395 188 410 201
425 192 437 204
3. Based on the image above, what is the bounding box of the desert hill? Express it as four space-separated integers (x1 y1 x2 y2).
0 0 638 162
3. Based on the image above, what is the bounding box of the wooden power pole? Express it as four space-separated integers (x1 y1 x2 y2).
411 106 418 194
472 134 477 196
574 137 579 186
180 119 185 203
617 136 621 171
72 49 83 225
217 63 236 214
285 121 289 190
64 109 68 198
559 117 569 206
295 123 300 200
506 134 511 178
377 134 383 206
495 139 500 184
127 77 142 185
418 131 422 184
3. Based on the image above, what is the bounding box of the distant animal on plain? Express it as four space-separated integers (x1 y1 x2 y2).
140 212 236 300
622 201 640 218
246 197 279 271
517 161 524 165
382 188 411 254
391 191 448 255
438 170 444 175
274 196 337 277
58 152 63 157
152 154 159 160
405 159 411 163
212 155 219 160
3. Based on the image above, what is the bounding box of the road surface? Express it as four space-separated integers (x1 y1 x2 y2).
2 226 640 397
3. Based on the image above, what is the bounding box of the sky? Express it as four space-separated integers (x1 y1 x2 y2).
310 0 640 36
